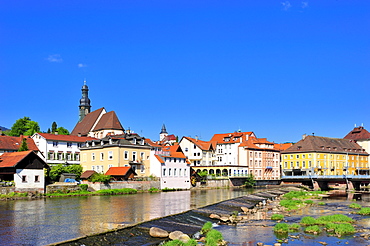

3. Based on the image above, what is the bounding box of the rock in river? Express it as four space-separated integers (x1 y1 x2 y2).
149 227 169 238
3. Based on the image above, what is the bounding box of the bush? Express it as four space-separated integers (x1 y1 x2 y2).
305 225 321 234
317 201 326 206
280 199 303 210
148 187 160 192
357 207 370 215
349 203 362 209
271 214 284 220
201 221 213 234
304 200 314 204
89 173 111 183
162 239 197 246
79 184 88 191
95 188 137 195
244 174 256 187
300 216 317 226
205 229 223 246
274 223 289 234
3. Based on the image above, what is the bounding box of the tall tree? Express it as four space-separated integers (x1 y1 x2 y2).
47 128 51 133
56 127 70 135
24 121 41 136
18 138 29 151
8 117 30 136
51 122 57 133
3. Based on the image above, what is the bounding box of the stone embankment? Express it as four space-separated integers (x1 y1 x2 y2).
51 187 297 246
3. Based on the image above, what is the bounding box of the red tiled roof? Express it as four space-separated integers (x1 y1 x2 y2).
92 111 124 131
210 131 255 144
80 170 97 179
274 143 294 151
0 136 39 152
36 133 97 142
344 126 370 141
0 150 34 168
155 155 164 164
105 167 133 176
182 136 214 151
71 107 105 136
145 138 162 147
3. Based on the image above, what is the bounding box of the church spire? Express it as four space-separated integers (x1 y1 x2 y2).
159 123 168 141
79 80 91 122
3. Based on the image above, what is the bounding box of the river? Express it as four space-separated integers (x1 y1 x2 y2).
0 188 251 246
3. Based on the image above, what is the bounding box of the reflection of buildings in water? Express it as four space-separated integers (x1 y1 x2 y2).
360 193 370 202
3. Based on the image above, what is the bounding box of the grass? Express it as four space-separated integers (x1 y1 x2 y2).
289 223 300 231
300 216 317 226
326 223 355 235
317 201 326 206
201 221 213 234
273 223 289 234
0 192 29 199
316 214 354 224
271 214 284 221
304 225 321 234
304 200 314 204
148 187 160 192
279 199 303 211
46 188 137 197
357 207 370 215
349 203 362 209
162 239 197 246
205 229 223 246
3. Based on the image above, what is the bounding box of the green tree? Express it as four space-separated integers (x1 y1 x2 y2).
245 174 256 188
8 117 30 136
47 128 51 133
89 173 111 183
8 117 40 136
56 127 70 135
51 122 57 133
18 138 29 151
49 164 83 181
65 165 83 179
24 121 41 136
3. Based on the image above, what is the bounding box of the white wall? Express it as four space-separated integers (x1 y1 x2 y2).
14 169 45 190
160 157 191 189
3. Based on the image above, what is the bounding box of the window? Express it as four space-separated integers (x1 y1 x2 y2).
141 165 145 173
284 162 287 168
303 161 306 168
35 175 40 182
296 161 299 167
22 175 27 183
59 153 63 160
124 151 128 160
185 148 188 152
179 168 182 176
75 154 80 161
169 168 171 176
92 153 95 161
77 143 82 148
140 152 145 160
100 152 104 161
174 168 177 176
53 141 58 147
67 142 72 148
163 168 166 176
108 151 113 160
194 144 196 149
108 164 113 168
96 166 100 172
132 152 137 161
67 154 71 160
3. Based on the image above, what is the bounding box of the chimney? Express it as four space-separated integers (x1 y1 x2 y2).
55 131 58 135
195 135 198 141
78 133 81 137
245 134 249 141
302 134 307 140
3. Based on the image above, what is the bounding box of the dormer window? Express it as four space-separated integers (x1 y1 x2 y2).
133 138 137 144
224 137 230 142
92 142 95 147
101 141 104 146
109 139 112 145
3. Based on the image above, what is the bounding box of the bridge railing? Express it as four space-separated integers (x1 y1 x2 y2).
282 175 370 179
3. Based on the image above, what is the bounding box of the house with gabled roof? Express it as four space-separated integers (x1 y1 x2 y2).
148 144 191 189
71 107 125 139
179 136 215 167
0 150 49 193
31 132 97 166
344 125 370 165
0 135 39 155
80 133 151 177
239 136 281 181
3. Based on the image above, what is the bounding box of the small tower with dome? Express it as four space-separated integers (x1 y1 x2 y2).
79 80 91 122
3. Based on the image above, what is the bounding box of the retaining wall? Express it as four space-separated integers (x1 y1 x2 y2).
84 181 161 191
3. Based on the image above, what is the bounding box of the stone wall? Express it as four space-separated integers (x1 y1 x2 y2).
0 187 15 195
85 180 161 191
46 183 80 194
196 179 231 188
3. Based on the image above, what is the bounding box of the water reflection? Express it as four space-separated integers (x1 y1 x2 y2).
0 188 250 246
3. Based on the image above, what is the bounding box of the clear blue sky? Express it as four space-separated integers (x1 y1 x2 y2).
1 0 369 143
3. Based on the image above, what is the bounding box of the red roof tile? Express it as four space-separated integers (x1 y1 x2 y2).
92 111 124 131
0 136 39 152
105 167 133 176
182 136 215 151
71 107 105 136
344 126 370 141
36 133 98 142
210 131 255 144
0 150 34 167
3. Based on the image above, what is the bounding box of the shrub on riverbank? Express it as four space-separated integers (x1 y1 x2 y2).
45 188 138 197
162 239 197 246
148 187 160 192
205 229 223 246
357 207 370 215
95 188 137 195
326 222 355 235
0 192 29 199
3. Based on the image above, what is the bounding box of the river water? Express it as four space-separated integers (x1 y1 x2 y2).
0 188 251 246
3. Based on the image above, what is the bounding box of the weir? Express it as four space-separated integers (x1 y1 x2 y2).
52 188 292 246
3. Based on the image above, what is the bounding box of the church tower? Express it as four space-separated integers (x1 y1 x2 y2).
79 80 91 122
159 123 168 141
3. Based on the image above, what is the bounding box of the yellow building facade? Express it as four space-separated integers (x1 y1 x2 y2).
80 135 151 177
282 135 369 177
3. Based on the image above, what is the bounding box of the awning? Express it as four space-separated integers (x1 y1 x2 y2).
266 166 273 169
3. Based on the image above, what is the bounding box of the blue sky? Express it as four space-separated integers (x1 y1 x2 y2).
0 0 369 143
